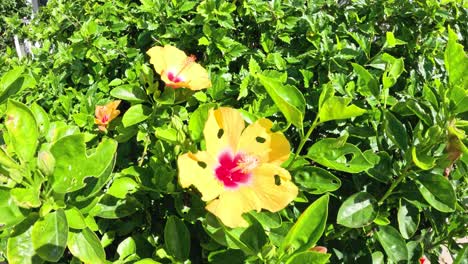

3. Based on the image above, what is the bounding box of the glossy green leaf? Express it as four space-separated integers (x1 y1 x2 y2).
294 166 341 194
279 195 329 257
257 73 305 130
372 251 384 264
0 187 26 228
31 209 68 262
0 147 20 169
0 66 30 104
397 200 419 239
376 226 408 262
382 57 404 90
107 177 139 199
188 103 216 141
444 27 467 88
51 135 117 193
412 146 435 170
415 173 456 212
68 228 106 264
65 207 87 229
117 237 136 260
164 216 190 261
286 251 331 264
383 110 408 150
407 241 423 263
352 63 379 97
307 138 379 173
122 104 152 127
337 192 378 228
366 152 392 183
7 214 43 264
30 103 50 135
110 84 148 103
90 194 140 219
319 96 367 123
5 100 38 162
248 211 282 229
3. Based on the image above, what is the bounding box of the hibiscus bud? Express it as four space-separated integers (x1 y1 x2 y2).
309 246 328 253
37 150 55 176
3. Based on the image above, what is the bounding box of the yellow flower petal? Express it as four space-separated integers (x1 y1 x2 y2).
203 107 245 157
183 63 212 90
177 151 223 201
147 45 211 90
147 45 186 75
206 188 261 228
238 119 290 165
250 163 298 212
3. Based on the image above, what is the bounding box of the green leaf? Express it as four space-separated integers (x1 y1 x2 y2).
0 66 30 104
352 63 379 97
208 249 245 264
294 166 341 194
32 209 68 262
286 251 331 264
397 200 420 239
110 84 148 103
7 214 43 264
68 228 106 264
122 104 152 127
0 187 26 228
382 57 404 90
372 251 384 264
10 187 41 208
90 194 140 219
444 27 468 88
383 110 409 150
51 135 117 193
337 192 378 228
257 73 305 130
30 103 50 135
415 173 456 212
117 237 136 260
366 152 393 183
307 138 379 173
376 226 408 262
279 195 329 257
64 207 87 230
5 100 39 163
164 216 190 261
107 177 138 199
412 146 435 170
248 211 282 229
238 215 267 253
318 96 367 123
0 147 20 169
454 244 468 264
188 103 217 141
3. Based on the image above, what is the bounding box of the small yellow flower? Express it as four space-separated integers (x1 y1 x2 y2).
177 107 298 228
147 45 211 90
94 100 121 131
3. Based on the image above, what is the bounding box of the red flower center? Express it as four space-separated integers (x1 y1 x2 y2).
215 151 257 189
167 71 184 83
101 114 110 123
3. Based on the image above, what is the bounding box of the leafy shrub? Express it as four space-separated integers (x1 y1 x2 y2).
0 0 467 263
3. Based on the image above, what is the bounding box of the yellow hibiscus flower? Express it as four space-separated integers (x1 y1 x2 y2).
177 107 298 228
147 45 211 90
94 100 121 131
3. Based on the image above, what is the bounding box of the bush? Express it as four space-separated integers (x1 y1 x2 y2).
0 0 467 263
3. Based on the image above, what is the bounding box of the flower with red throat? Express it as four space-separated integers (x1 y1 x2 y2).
94 100 121 131
147 45 211 90
177 107 298 228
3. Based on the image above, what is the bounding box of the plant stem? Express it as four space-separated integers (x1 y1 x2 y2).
378 166 410 205
286 114 320 170
138 137 150 167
